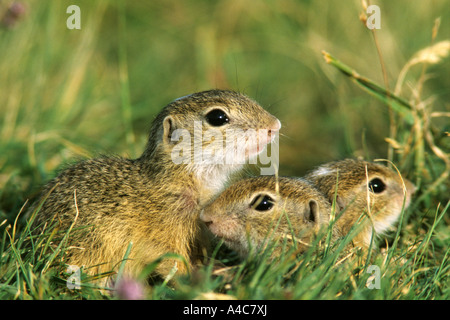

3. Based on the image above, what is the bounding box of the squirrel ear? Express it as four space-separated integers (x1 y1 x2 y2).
305 199 320 224
162 115 177 145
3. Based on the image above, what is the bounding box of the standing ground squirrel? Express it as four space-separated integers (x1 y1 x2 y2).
304 159 415 248
200 176 331 258
28 89 281 281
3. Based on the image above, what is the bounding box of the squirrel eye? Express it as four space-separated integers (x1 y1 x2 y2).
368 178 386 193
250 194 274 211
205 109 229 127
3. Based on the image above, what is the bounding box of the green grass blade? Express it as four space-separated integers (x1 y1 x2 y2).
116 241 133 283
322 51 414 125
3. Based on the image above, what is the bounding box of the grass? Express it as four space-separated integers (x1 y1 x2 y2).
1 200 448 300
0 1 449 300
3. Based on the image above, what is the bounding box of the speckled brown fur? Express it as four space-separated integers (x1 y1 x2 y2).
304 159 415 248
29 89 281 282
200 176 331 258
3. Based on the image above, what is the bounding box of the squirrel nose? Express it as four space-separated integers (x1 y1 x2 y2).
199 210 212 224
270 119 281 132
200 216 213 228
404 179 416 195
267 119 281 139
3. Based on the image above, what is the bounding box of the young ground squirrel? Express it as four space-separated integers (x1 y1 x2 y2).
29 89 281 281
200 176 331 258
304 159 415 248
200 159 415 258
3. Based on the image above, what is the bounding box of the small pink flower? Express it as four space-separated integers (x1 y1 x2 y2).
1 1 27 28
114 277 146 300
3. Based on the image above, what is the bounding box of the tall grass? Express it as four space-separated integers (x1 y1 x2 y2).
0 1 448 299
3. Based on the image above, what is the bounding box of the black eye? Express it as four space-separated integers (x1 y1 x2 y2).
369 178 386 193
250 194 274 211
205 109 229 127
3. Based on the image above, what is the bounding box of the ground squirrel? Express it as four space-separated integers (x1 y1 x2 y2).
200 159 415 258
200 176 331 258
304 159 415 248
28 89 281 282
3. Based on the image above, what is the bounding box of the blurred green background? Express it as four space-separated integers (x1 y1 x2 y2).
1 0 449 219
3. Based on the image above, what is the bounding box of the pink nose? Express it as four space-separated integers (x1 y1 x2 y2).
270 119 281 132
199 211 215 230
404 179 416 195
199 210 212 223
266 119 281 140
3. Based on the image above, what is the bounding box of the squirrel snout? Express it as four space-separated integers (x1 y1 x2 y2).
199 210 213 225
404 179 416 195
269 119 281 133
261 119 281 146
199 211 215 231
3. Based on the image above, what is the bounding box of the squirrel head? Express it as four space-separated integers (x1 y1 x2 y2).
140 90 281 192
305 159 416 247
200 176 330 258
